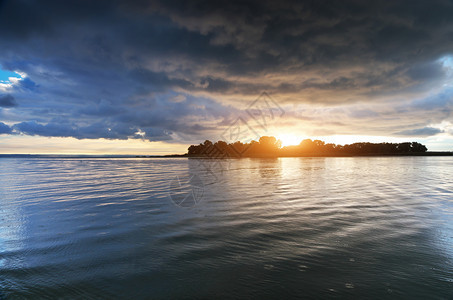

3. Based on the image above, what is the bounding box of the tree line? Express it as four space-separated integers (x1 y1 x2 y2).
187 136 428 157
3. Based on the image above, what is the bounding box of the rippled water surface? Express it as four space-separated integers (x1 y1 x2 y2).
0 157 452 299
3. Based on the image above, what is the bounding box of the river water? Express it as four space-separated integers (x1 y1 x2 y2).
0 157 452 299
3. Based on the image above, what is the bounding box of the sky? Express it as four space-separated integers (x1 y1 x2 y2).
1 0 453 154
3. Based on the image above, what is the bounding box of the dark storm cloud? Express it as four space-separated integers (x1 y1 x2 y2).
395 127 444 137
0 122 12 134
1 0 453 142
13 121 77 138
0 94 17 107
18 78 38 91
12 120 170 141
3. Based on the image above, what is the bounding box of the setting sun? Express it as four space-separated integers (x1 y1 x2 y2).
277 134 301 147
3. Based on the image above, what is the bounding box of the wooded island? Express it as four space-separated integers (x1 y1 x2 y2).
186 136 448 158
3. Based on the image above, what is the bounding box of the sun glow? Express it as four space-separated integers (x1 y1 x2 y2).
277 134 301 147
276 134 417 148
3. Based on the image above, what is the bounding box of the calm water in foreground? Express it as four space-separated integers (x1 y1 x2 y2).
0 157 452 299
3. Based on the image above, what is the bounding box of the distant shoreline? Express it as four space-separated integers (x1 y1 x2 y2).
0 152 451 158
186 152 453 158
0 154 188 158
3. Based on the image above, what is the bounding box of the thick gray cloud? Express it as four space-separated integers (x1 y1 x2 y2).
0 94 17 107
0 0 453 143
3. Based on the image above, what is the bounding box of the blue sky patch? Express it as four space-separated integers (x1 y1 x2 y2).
0 68 22 83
